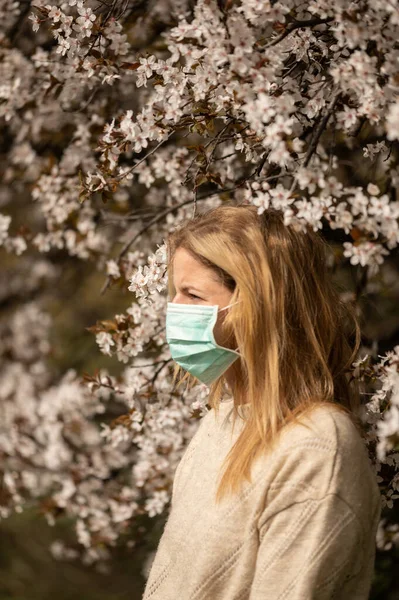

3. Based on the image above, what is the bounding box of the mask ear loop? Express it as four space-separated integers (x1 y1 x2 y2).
218 299 242 312
218 300 242 354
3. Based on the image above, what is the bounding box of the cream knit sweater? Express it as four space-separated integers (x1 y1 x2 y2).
142 400 381 600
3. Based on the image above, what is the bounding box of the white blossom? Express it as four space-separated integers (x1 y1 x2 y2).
96 332 115 356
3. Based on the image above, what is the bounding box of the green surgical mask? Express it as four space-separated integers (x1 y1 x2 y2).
166 301 241 386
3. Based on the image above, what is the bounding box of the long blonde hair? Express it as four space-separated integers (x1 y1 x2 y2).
166 204 362 504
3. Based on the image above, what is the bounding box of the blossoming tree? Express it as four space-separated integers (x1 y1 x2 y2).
1 0 399 573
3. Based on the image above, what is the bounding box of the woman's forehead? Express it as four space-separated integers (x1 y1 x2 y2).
173 248 208 274
172 251 220 288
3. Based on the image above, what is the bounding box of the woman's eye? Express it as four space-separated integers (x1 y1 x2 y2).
188 293 201 300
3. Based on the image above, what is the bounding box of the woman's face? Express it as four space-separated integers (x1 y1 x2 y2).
171 247 234 348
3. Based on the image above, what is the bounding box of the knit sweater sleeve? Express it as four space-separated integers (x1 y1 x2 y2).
249 491 362 600
248 428 377 600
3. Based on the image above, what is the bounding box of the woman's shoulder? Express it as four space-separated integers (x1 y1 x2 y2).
278 402 365 456
262 403 381 517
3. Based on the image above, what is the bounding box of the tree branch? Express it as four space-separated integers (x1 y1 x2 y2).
259 16 334 50
304 91 340 167
115 131 174 182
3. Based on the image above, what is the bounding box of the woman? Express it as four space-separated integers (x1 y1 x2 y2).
142 205 381 600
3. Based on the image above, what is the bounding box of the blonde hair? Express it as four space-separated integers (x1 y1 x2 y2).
166 204 362 504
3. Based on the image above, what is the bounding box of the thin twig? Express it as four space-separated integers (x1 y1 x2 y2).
115 131 174 182
100 198 201 294
288 91 340 194
259 16 334 50
192 188 198 218
137 358 173 391
303 91 340 167
130 359 170 369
